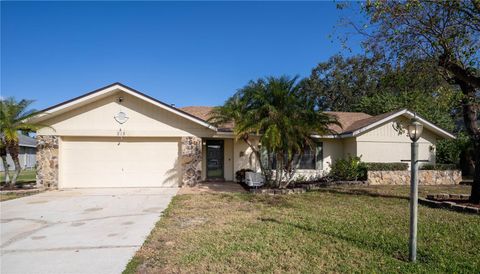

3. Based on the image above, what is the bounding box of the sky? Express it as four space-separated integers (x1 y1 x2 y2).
1 1 364 110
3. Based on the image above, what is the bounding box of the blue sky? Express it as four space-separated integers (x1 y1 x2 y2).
1 1 363 110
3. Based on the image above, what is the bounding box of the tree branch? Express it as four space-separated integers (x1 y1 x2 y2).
439 53 480 88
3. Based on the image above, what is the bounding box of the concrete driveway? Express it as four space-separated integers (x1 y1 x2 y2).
0 188 177 274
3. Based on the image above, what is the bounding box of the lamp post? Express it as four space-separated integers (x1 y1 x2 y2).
407 116 423 262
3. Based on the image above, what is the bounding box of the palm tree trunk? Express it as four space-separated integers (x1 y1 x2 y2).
0 143 10 185
1 155 10 184
275 153 283 188
241 135 272 183
282 160 297 189
11 157 21 186
6 140 20 187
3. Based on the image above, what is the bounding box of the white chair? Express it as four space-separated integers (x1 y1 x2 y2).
245 172 265 188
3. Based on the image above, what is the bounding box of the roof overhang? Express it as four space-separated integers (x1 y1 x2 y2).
30 83 217 131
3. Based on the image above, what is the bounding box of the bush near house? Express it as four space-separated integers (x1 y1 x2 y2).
366 162 409 171
329 155 368 181
420 164 457 170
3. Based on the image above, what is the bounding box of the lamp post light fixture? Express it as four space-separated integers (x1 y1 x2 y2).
407 116 423 262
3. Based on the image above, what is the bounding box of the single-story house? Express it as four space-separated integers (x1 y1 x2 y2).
0 134 36 171
30 83 455 189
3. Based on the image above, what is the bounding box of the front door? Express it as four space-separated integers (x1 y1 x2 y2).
206 140 224 179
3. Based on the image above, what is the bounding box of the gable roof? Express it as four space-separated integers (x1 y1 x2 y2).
340 108 455 139
31 82 217 131
180 106 455 139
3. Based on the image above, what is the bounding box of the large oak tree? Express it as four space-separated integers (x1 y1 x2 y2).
346 0 480 203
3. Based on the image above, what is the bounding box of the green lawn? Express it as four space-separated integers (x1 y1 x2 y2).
125 185 479 273
0 169 36 183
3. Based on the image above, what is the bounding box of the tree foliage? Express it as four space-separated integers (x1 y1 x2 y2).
306 55 461 131
304 54 383 111
355 88 461 131
436 133 472 165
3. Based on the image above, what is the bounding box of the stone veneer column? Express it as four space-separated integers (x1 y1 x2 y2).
36 135 59 189
180 136 202 187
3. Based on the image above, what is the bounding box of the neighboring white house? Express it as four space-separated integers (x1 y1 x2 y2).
0 134 36 171
30 83 455 189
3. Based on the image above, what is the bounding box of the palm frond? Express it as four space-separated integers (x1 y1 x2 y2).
0 97 41 142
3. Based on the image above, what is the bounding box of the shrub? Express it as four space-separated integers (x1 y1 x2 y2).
420 164 457 170
436 133 471 165
330 155 368 181
366 162 408 171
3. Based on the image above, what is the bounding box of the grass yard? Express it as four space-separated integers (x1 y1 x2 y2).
125 185 479 273
0 169 36 184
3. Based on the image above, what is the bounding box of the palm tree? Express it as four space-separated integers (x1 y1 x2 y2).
208 93 272 180
209 76 339 188
0 98 40 187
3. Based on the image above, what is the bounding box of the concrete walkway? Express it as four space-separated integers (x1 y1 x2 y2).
0 188 177 274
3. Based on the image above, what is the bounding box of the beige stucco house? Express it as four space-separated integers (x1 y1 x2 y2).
31 83 455 189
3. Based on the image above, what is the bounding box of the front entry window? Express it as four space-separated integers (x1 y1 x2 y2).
206 140 224 179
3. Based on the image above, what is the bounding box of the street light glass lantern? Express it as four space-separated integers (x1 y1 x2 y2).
408 118 423 142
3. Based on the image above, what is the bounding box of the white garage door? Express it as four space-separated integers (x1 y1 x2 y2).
60 137 180 188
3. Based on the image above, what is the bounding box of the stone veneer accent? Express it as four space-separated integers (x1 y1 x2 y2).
36 135 59 189
180 136 202 187
367 170 462 185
